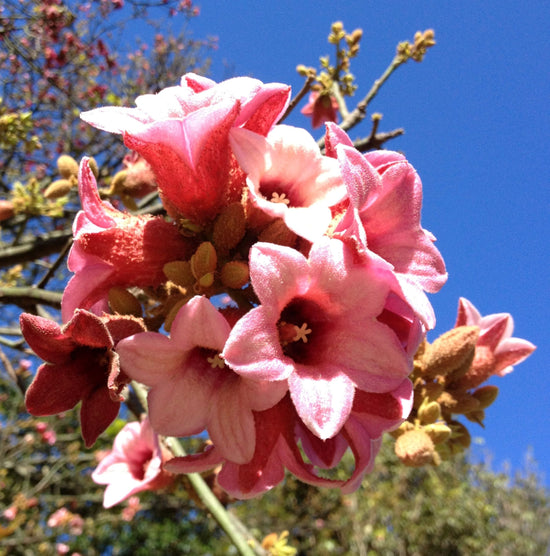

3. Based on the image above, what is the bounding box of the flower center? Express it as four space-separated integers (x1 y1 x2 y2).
259 179 295 207
277 298 329 364
207 353 225 369
270 192 290 205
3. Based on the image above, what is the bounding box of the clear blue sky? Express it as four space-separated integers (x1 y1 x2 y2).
141 1 550 482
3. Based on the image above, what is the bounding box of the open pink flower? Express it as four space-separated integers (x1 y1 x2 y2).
116 296 287 464
301 91 339 128
222 237 422 441
62 158 193 321
450 297 536 390
166 381 412 498
92 418 173 508
81 74 290 223
21 310 145 446
229 125 345 242
324 123 447 328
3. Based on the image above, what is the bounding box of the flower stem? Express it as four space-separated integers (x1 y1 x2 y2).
130 381 260 556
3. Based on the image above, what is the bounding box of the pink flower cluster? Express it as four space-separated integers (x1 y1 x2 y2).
21 73 448 500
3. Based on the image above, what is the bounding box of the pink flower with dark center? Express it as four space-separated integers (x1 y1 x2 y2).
62 158 193 321
21 310 145 447
92 418 173 508
222 237 422 441
166 381 412 498
301 91 339 129
229 125 345 242
117 296 287 464
450 297 536 390
324 123 447 328
81 74 290 223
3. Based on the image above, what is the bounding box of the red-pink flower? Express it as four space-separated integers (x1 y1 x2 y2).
62 158 193 321
81 74 291 223
325 123 447 328
116 296 287 464
229 125 345 242
21 310 145 447
92 418 173 508
166 381 412 498
301 91 339 129
450 297 536 390
222 237 422 441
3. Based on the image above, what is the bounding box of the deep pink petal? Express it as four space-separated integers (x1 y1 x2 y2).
20 314 74 364
81 386 120 447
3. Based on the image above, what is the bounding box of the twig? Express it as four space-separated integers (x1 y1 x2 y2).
0 344 26 394
278 74 315 124
353 128 405 153
0 286 62 311
0 229 73 269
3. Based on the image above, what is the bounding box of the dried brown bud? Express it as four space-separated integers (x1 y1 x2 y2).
163 261 194 288
438 390 480 414
44 179 74 199
212 202 246 253
57 155 79 179
471 385 499 409
417 400 441 425
258 219 297 247
421 325 479 378
395 429 435 467
423 423 452 445
220 261 250 289
108 287 143 317
190 242 217 281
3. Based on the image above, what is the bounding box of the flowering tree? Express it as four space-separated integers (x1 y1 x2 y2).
0 12 539 555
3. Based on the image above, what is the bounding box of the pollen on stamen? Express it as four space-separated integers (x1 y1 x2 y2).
293 323 312 343
207 353 225 369
270 192 290 205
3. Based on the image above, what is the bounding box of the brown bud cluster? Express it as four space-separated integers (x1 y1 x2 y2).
394 323 500 467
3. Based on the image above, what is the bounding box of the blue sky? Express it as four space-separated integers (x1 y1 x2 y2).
181 1 550 483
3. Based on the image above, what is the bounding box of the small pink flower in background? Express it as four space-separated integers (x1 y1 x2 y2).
92 418 173 508
21 310 145 447
117 295 287 464
56 543 70 555
62 158 194 321
229 125 345 242
301 91 339 128
3 506 17 521
81 73 290 223
47 507 84 535
35 421 57 445
223 237 422 441
121 496 141 521
450 297 536 390
325 122 447 328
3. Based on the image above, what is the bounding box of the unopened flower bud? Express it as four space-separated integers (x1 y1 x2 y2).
190 242 217 281
88 157 99 178
471 385 499 409
44 179 74 199
395 429 435 467
57 155 79 179
418 400 441 425
421 326 479 379
108 287 142 317
163 261 194 288
212 202 246 253
220 261 249 289
423 423 452 445
438 390 480 414
450 421 471 449
258 219 297 247
110 170 127 194
0 200 15 221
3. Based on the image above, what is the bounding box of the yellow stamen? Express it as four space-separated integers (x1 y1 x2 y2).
270 192 290 205
207 353 225 369
293 323 312 343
